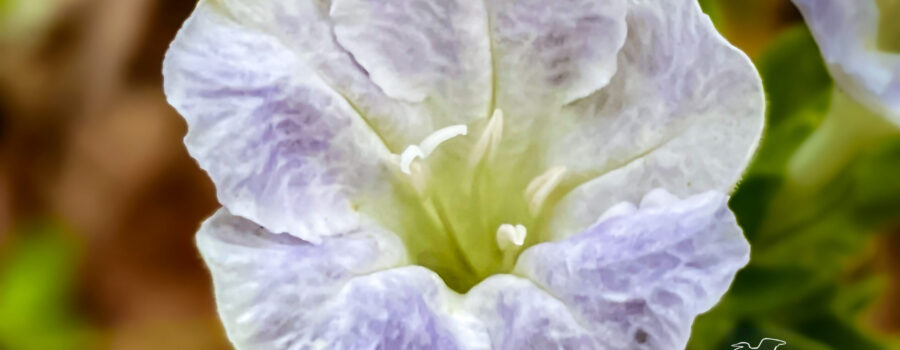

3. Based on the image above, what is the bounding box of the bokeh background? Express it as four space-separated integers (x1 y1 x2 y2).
0 0 898 349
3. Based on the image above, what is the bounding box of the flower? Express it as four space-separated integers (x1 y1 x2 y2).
163 0 764 348
792 0 900 124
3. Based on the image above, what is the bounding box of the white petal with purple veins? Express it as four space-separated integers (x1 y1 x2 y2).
486 0 628 145
198 210 488 349
199 190 747 349
187 0 489 151
164 5 405 242
464 275 602 349
516 190 749 349
331 0 491 112
196 209 406 348
546 0 764 239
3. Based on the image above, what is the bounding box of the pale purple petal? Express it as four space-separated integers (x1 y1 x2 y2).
465 275 602 349
515 190 749 349
199 190 747 349
164 5 403 242
547 0 764 239
169 0 490 151
311 267 489 350
486 0 628 145
331 0 492 113
488 0 627 103
197 210 488 349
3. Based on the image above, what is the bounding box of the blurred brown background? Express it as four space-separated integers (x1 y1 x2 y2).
1 0 226 348
0 0 895 349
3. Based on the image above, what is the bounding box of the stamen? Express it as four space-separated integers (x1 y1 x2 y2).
469 109 504 168
525 166 567 215
496 223 527 250
400 124 468 174
408 161 429 195
400 146 425 174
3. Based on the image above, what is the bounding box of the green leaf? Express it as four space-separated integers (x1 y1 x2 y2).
695 22 900 350
847 138 900 226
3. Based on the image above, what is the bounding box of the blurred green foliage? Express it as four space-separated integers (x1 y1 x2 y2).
697 0 722 27
0 0 60 41
0 223 95 350
689 22 900 350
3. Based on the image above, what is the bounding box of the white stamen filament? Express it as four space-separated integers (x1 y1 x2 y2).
400 124 468 174
399 146 425 174
469 109 504 168
408 162 429 195
496 223 527 250
525 166 567 215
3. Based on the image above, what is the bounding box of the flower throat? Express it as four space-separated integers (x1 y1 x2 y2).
361 109 568 293
878 0 900 52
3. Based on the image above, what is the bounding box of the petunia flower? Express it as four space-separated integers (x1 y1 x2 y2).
163 0 764 349
792 0 900 124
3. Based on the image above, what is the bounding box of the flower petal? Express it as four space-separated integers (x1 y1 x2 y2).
331 0 492 115
546 0 764 239
184 0 492 151
515 190 749 349
197 210 488 349
200 190 746 349
793 0 900 123
465 275 602 349
314 267 489 350
164 4 410 242
486 0 628 137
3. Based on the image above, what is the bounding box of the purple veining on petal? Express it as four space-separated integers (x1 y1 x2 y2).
516 191 749 349
310 269 466 350
197 210 411 349
165 4 405 241
464 275 601 349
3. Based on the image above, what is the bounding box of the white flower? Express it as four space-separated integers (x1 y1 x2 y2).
163 0 764 348
793 0 900 124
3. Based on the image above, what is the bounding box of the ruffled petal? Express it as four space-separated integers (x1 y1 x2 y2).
315 268 490 349
176 0 493 151
164 4 410 242
546 0 764 239
200 190 746 349
197 210 488 349
464 275 602 349
486 0 628 142
515 190 749 349
793 0 900 123
331 0 491 113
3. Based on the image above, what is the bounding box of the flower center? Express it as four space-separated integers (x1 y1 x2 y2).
877 0 900 53
365 109 567 293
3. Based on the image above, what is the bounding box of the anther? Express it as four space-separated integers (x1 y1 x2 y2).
469 109 504 168
408 161 429 195
400 124 468 174
496 223 527 250
525 166 567 215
